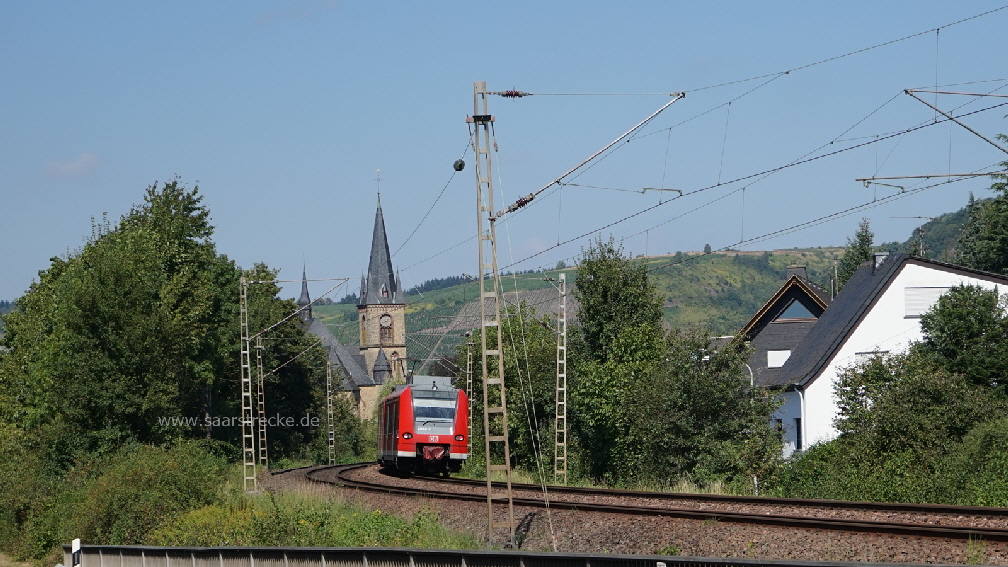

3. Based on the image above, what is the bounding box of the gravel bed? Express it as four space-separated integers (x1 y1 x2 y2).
267 466 1008 565
337 464 1008 531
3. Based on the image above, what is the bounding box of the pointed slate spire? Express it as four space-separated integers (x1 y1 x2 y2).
359 272 367 305
363 195 399 304
373 348 391 384
297 264 312 322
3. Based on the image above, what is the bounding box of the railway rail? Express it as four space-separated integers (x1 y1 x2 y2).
302 463 1008 542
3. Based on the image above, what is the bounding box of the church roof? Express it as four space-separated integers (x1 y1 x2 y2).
361 196 401 305
305 318 374 387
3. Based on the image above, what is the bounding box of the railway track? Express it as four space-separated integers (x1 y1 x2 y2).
303 462 1008 541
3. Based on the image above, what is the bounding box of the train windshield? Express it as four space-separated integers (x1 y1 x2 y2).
414 405 455 420
412 389 457 424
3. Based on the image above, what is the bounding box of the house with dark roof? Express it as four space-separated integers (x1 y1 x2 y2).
736 265 830 456
774 253 1008 452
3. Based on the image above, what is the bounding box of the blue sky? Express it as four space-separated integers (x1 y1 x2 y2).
3 2 1008 301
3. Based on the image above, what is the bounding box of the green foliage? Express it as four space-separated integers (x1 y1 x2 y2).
836 218 874 289
574 237 663 363
4 441 226 560
458 303 557 474
880 201 975 261
918 284 1008 388
573 325 781 487
148 490 478 548
957 149 1008 273
571 240 781 487
0 180 333 466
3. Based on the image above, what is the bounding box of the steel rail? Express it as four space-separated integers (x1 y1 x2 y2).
303 463 1008 541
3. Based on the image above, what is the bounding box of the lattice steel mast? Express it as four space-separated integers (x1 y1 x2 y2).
554 272 568 485
326 362 335 465
255 335 268 469
239 276 257 491
470 80 516 547
466 336 474 456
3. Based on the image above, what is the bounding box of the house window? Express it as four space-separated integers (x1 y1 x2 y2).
905 287 949 318
794 417 802 451
767 350 791 368
777 300 814 320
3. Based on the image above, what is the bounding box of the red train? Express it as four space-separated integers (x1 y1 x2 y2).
377 375 468 475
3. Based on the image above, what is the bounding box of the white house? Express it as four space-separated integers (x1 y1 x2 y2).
771 253 1008 452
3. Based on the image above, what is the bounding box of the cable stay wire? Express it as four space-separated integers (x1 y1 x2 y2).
490 93 686 221
250 279 348 340
491 131 559 551
392 139 471 258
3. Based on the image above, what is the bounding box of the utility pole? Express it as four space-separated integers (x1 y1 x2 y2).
326 361 335 466
255 335 268 469
554 272 568 486
239 276 257 491
470 80 516 547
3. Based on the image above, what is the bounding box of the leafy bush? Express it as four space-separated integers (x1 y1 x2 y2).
148 490 478 549
8 441 226 561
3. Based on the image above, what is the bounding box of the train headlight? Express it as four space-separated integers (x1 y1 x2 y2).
454 434 464 441
402 432 413 439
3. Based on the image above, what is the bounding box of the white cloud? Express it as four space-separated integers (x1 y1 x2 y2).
45 153 99 178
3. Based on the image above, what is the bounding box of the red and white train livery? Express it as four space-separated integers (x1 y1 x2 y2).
377 375 468 475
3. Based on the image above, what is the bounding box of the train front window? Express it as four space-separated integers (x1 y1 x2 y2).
414 405 455 420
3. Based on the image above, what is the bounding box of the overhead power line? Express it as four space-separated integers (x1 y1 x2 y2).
490 93 685 220
683 5 1008 93
499 100 1008 271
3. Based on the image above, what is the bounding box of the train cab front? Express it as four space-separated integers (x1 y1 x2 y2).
408 377 468 475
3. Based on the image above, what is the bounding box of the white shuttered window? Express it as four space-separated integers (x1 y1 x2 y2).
905 287 949 318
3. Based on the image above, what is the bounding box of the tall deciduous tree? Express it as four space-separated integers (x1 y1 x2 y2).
573 237 663 363
836 218 874 289
0 180 329 464
571 237 780 486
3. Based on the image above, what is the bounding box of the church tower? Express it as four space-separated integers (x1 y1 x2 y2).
358 196 406 382
297 265 312 323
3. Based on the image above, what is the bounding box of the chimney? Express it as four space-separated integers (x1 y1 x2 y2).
873 252 889 273
786 265 807 281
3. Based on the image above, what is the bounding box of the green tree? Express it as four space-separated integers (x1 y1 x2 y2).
570 238 780 486
956 150 1008 273
458 303 557 474
917 284 1008 389
0 180 329 464
573 237 663 363
836 218 874 289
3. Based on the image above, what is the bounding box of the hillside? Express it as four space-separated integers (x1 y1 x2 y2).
879 199 976 261
310 249 846 368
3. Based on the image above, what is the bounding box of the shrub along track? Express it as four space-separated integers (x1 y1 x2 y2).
305 462 1008 542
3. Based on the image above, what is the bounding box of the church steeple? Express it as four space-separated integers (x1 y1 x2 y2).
362 195 400 305
297 265 312 322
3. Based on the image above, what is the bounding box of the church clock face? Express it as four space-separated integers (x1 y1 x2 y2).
379 314 392 328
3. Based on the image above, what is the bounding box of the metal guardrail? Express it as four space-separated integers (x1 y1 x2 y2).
61 545 982 567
